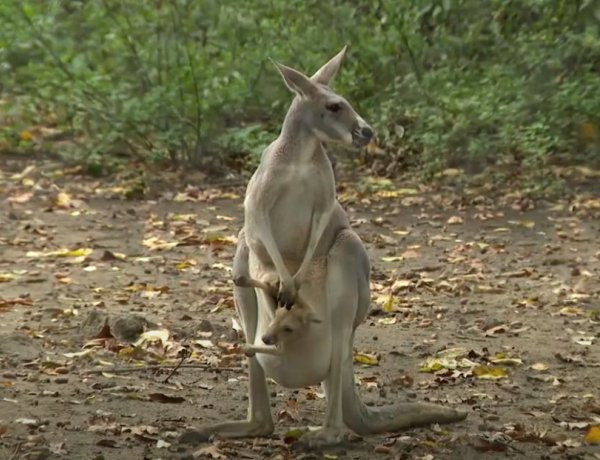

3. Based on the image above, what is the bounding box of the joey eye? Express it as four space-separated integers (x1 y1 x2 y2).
325 103 342 113
283 326 294 333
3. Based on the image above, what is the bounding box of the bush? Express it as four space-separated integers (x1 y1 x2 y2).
0 0 599 178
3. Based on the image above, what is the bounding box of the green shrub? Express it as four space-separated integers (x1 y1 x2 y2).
0 0 598 178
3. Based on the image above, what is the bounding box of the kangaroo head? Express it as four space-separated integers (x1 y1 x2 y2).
261 305 321 346
273 46 374 148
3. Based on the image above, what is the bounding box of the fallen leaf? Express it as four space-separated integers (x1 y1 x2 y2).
193 445 227 459
472 365 509 380
19 130 33 141
489 352 522 366
447 215 464 225
530 362 549 372
134 329 170 347
148 393 185 404
376 188 418 198
584 425 600 444
282 427 308 444
54 192 72 209
378 317 397 325
381 295 396 313
354 352 379 366
142 237 178 251
475 284 504 294
8 191 34 203
0 273 16 283
559 307 584 316
573 336 595 346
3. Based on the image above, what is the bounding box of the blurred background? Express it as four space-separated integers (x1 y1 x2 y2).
1 0 599 187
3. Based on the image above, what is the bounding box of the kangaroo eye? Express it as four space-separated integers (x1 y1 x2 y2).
325 103 342 113
283 326 293 333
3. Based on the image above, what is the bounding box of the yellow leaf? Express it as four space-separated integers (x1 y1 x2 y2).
354 352 379 366
489 352 522 366
0 273 16 282
530 362 549 372
170 213 196 222
376 188 418 198
474 284 504 294
54 192 72 209
508 219 535 229
381 256 403 262
447 215 463 225
175 260 196 270
142 237 178 251
56 248 93 258
441 168 463 177
381 295 396 313
283 427 308 441
436 347 468 359
219 192 241 200
559 307 584 316
472 365 509 380
584 426 600 444
204 234 237 245
19 130 33 141
378 317 397 325
520 220 535 229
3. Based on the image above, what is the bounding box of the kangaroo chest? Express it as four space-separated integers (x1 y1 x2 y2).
245 156 335 263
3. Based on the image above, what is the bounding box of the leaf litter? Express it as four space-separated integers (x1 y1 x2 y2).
1 160 600 458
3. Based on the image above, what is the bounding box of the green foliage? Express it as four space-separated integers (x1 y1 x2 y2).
0 0 599 177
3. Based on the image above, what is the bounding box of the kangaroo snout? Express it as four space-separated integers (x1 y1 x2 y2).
360 125 373 139
262 334 276 345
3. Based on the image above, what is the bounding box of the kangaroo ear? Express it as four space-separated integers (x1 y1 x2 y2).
272 60 318 98
311 45 347 85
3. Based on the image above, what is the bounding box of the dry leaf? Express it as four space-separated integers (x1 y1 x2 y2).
447 216 464 225
530 362 549 372
354 352 379 366
584 425 600 444
472 365 509 380
193 445 227 459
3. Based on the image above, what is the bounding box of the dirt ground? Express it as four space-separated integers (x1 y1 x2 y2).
1 156 599 460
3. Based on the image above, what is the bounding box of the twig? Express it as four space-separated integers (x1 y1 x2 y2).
81 364 243 375
162 349 190 383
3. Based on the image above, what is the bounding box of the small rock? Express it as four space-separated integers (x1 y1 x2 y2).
110 314 152 342
54 377 69 384
2 371 17 379
198 319 214 332
374 445 391 454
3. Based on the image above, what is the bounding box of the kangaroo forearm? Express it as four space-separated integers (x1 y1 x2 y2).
293 207 333 283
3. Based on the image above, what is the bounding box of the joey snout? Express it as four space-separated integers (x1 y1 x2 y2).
261 334 278 346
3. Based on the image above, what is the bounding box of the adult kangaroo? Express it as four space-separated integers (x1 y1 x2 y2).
182 47 466 448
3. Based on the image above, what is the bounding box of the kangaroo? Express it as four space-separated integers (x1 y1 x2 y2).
233 275 321 357
181 47 466 449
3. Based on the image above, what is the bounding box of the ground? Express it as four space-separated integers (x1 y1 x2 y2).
0 156 599 460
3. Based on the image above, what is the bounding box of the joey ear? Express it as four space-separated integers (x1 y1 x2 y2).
272 60 318 98
309 314 323 324
311 45 347 85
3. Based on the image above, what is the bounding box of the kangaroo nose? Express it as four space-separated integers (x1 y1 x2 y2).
262 334 275 345
361 126 373 139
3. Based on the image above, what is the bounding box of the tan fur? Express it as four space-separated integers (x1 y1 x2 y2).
181 47 466 450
